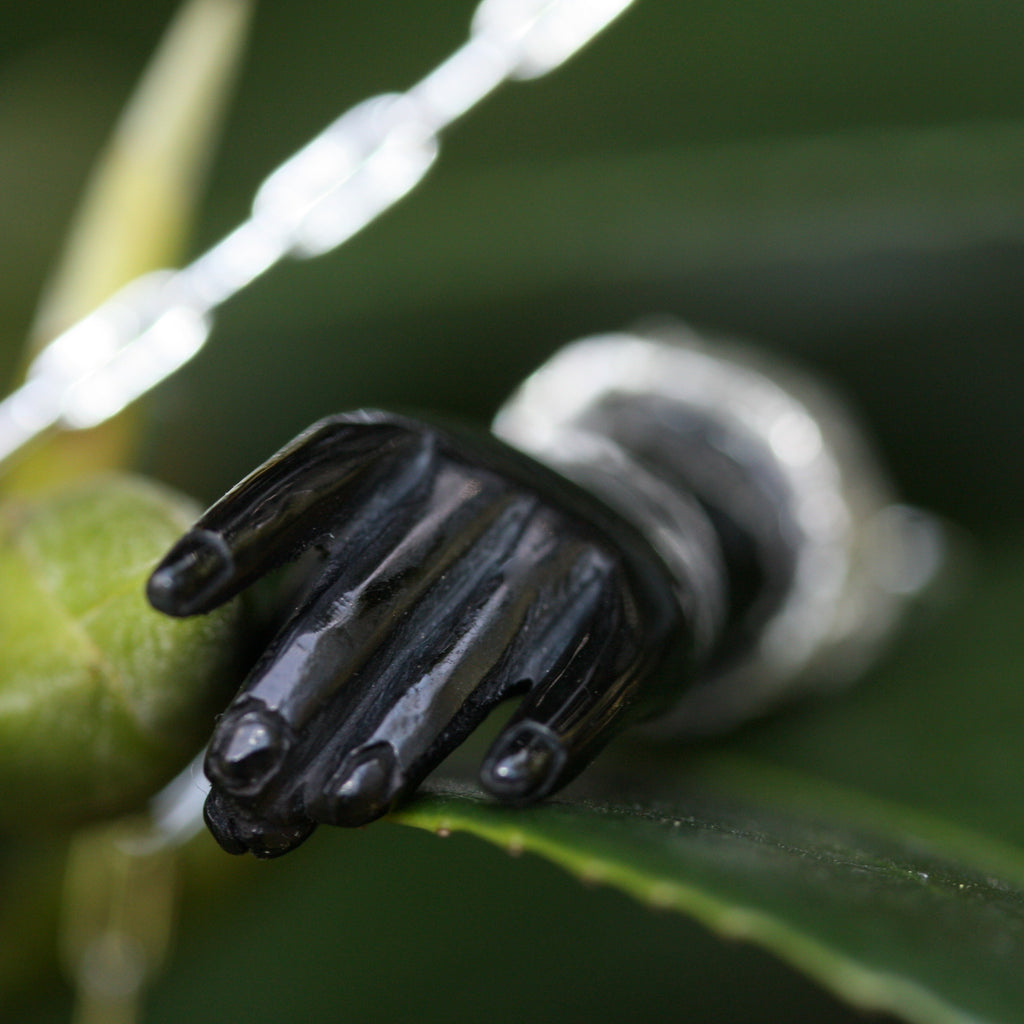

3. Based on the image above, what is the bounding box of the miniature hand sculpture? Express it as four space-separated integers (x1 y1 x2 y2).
148 410 690 856
148 329 924 857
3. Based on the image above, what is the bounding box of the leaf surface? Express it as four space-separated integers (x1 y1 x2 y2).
393 541 1024 1024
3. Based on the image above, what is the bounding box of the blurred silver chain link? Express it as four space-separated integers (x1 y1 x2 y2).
0 0 637 468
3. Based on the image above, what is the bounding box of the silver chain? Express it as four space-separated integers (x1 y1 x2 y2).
0 0 638 468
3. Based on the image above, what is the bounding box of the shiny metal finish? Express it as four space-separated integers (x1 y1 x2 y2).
495 326 940 732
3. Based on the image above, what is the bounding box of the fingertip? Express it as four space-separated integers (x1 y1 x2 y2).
205 703 291 798
310 743 399 827
202 788 316 858
147 529 234 616
480 722 566 804
202 789 249 855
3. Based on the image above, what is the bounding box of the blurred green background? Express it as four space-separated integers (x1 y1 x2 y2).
3 0 1024 1020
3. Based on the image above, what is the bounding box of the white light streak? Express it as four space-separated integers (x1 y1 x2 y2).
0 0 639 474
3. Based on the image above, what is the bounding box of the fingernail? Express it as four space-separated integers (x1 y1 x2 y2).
147 529 233 616
206 705 289 797
481 724 565 803
318 744 397 827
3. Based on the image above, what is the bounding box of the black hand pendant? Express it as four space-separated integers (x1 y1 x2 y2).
148 326 930 857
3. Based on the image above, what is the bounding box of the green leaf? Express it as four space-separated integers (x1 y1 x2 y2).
392 540 1024 1024
0 475 247 832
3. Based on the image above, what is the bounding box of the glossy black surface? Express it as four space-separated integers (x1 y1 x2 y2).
148 411 697 857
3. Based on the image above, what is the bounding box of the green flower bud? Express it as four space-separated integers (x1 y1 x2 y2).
0 474 247 833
